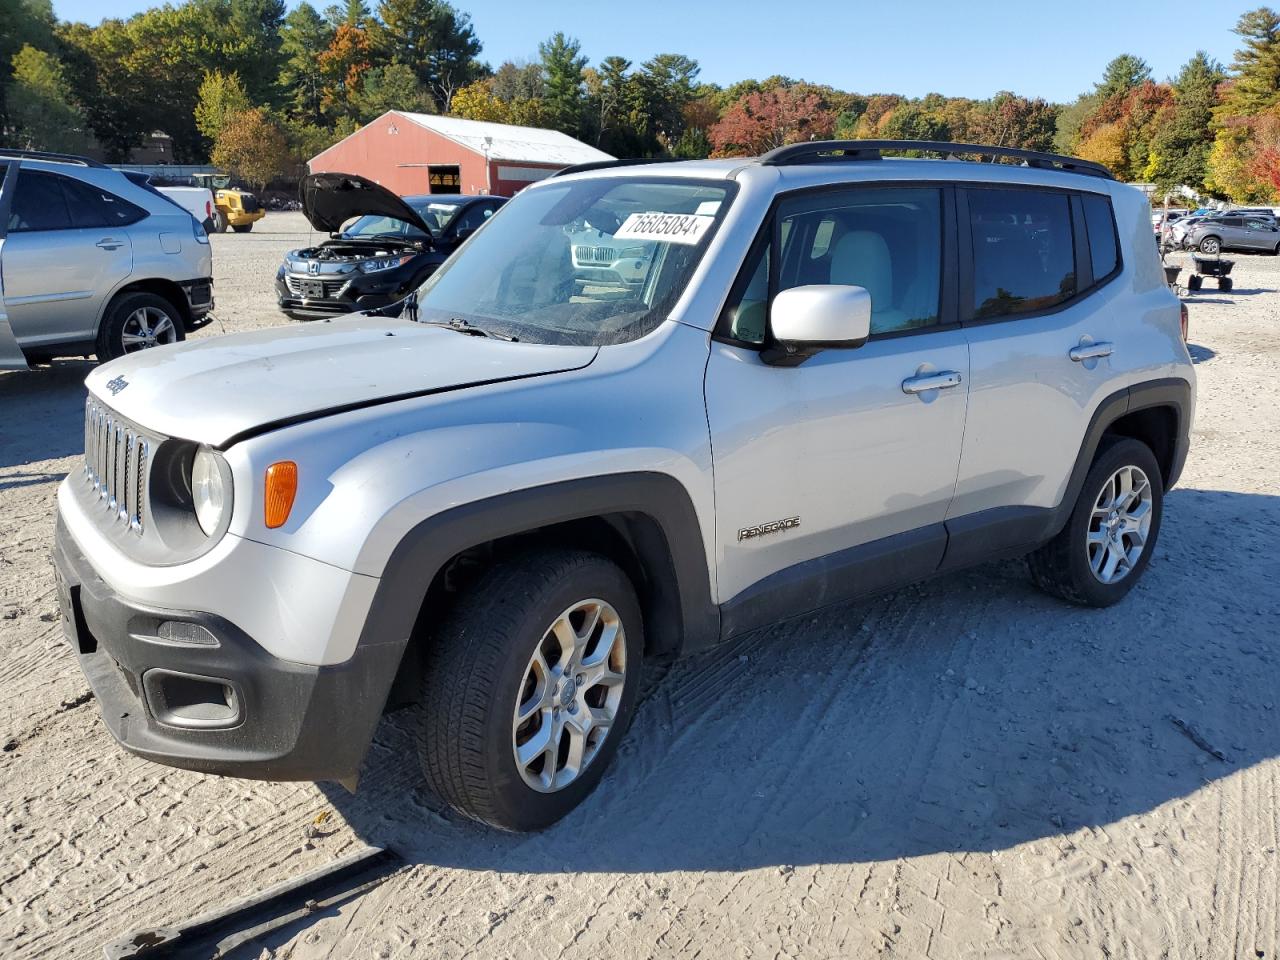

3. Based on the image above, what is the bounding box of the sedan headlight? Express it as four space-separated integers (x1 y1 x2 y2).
191 447 230 536
359 255 414 273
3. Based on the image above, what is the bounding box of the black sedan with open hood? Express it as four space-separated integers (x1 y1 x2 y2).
276 172 505 320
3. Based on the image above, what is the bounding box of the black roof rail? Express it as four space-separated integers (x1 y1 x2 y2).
759 140 1114 180
0 149 107 168
552 157 681 178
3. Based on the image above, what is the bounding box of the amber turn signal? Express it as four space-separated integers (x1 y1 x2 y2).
264 461 298 529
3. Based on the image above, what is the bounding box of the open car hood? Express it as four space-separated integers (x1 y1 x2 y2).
300 172 434 236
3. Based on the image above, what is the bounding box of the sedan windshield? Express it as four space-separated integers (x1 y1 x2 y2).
413 178 732 346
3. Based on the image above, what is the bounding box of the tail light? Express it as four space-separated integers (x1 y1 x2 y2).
206 200 213 218
1180 302 1189 342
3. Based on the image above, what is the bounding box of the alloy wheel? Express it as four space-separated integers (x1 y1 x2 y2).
120 307 178 353
512 598 627 793
1086 464 1154 584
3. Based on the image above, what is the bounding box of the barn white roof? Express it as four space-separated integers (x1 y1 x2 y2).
396 112 614 166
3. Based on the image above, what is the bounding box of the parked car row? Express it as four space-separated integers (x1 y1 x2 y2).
1160 208 1280 255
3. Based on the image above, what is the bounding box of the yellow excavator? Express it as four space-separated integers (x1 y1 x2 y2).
192 173 266 233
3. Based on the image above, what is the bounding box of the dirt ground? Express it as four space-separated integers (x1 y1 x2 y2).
2 213 1279 959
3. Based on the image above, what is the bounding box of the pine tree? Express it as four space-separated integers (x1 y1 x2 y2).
539 32 587 136
1224 7 1280 114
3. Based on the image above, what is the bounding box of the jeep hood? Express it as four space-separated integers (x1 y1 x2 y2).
300 172 434 236
85 317 598 447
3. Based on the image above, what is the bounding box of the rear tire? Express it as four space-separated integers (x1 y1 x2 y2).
213 211 228 233
1028 437 1164 607
231 223 253 233
95 292 186 362
1187 274 1202 291
1198 236 1221 254
418 549 644 831
1220 277 1233 292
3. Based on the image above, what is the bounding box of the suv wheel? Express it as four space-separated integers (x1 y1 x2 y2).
96 292 185 362
1198 236 1221 254
1028 437 1164 607
418 549 643 831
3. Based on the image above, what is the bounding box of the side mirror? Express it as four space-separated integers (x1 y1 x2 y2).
762 285 872 366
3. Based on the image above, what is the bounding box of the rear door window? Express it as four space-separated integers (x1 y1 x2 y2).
9 170 72 232
967 188 1075 319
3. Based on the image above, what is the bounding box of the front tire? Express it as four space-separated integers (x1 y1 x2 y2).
95 292 185 362
231 223 253 233
1028 437 1164 607
418 549 643 831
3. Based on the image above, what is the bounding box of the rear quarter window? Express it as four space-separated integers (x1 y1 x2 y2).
1081 194 1119 281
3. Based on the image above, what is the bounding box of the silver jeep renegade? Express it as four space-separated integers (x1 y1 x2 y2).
54 141 1194 831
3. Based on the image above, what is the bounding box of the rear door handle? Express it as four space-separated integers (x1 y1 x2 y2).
1069 341 1113 362
901 370 963 395
96 238 123 250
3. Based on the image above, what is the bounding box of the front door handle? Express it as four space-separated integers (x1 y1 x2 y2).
96 238 123 250
1069 341 1114 362
901 370 963 395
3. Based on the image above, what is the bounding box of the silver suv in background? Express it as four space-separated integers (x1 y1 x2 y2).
55 140 1193 832
1183 213 1280 255
0 150 214 371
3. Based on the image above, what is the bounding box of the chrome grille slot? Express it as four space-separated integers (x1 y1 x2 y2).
82 398 154 534
574 245 616 264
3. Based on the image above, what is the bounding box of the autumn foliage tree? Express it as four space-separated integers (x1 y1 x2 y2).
210 107 290 187
709 85 834 156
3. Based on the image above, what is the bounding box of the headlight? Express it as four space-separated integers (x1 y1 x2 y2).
359 255 414 273
191 447 230 536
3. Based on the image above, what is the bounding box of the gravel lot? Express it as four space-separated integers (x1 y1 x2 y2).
2 216 1279 959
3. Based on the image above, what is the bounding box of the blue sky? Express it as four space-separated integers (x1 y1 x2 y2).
51 0 1248 103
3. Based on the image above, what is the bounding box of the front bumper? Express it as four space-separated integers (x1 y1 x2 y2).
53 516 405 782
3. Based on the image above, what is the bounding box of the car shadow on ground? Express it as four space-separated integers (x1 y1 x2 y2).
321 487 1280 873
1187 343 1216 364
0 361 94 469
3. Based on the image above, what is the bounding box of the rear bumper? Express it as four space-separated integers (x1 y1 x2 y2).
53 516 404 782
180 277 215 330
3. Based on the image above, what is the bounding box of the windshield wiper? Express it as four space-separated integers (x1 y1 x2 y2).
422 317 518 342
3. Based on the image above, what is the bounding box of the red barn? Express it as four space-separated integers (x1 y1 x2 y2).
307 111 614 198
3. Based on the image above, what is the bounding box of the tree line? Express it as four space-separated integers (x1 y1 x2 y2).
2 0 1279 201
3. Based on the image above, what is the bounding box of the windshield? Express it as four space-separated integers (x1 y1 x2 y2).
413 178 732 346
341 198 466 240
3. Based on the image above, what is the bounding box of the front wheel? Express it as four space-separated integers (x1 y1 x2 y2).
418 549 643 831
1028 437 1164 607
231 223 253 233
96 292 185 361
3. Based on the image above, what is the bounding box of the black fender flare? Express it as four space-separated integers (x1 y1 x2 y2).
354 471 720 658
940 376 1192 571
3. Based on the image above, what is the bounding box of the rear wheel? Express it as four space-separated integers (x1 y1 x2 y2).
95 292 185 362
1198 236 1221 255
1187 274 1202 291
212 211 228 233
1220 277 1233 292
1028 437 1163 607
418 549 643 831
